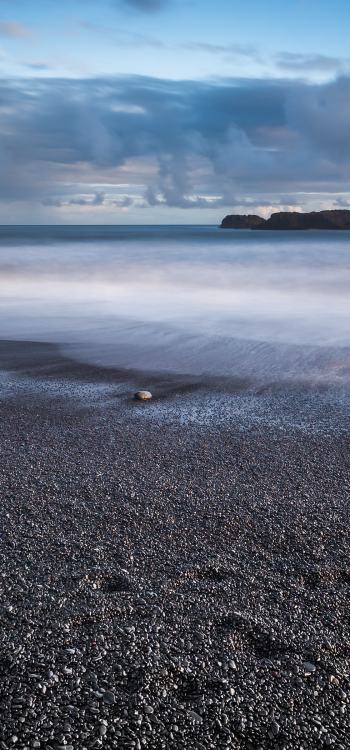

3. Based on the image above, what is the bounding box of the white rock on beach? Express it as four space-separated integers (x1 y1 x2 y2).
134 390 152 401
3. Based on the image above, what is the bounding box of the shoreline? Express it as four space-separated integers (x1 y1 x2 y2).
1 338 350 435
0 340 349 747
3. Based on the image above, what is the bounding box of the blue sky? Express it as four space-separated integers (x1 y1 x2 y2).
1 0 349 80
0 0 349 223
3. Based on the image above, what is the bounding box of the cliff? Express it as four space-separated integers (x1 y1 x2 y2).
221 209 350 230
260 210 350 230
220 214 266 229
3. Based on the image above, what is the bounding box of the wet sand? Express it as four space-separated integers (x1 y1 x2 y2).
0 340 350 749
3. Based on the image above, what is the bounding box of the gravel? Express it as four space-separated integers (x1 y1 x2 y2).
0 348 349 748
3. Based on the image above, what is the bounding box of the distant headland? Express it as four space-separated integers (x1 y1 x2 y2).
221 209 350 230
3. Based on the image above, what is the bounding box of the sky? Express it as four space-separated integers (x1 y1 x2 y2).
0 0 350 223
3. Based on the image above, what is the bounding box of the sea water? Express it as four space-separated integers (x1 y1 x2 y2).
1 225 350 387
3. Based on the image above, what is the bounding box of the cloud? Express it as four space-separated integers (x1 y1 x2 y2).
2 73 350 213
0 20 31 38
44 192 105 207
79 20 164 48
24 62 52 71
43 191 134 209
275 51 350 74
183 42 349 77
183 41 262 64
333 196 350 208
122 0 168 10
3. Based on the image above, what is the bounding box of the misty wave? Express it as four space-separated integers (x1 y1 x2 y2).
1 227 350 383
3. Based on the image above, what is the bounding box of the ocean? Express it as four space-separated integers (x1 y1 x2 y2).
1 224 350 388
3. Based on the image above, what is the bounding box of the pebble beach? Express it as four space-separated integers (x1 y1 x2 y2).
0 340 350 749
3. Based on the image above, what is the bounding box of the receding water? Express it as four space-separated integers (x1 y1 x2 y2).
1 224 350 385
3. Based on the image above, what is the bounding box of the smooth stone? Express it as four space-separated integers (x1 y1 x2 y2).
270 721 280 736
134 390 152 401
102 691 115 705
188 710 203 723
303 662 317 674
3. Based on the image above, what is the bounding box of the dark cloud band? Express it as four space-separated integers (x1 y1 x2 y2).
1 74 350 209
122 0 168 10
